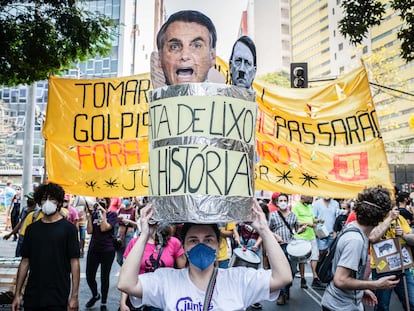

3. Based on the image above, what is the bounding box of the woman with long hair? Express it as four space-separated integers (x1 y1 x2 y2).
119 220 186 311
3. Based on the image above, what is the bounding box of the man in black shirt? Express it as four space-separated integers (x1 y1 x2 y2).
12 182 80 311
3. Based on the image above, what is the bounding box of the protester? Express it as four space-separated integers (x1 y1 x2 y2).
156 10 216 85
62 194 79 225
269 193 306 305
233 219 263 309
116 198 138 266
229 35 257 90
313 197 340 254
3 192 36 257
4 180 16 231
397 191 413 226
85 197 117 310
333 200 351 238
267 192 280 213
291 195 325 289
14 196 44 258
119 221 186 311
109 197 122 213
322 186 400 311
11 182 80 311
369 204 414 310
118 202 292 310
7 189 22 241
116 11 288 310
217 221 236 268
75 199 88 258
233 222 262 260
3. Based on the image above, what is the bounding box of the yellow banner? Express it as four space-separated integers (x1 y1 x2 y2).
45 61 393 198
217 57 393 198
43 74 151 197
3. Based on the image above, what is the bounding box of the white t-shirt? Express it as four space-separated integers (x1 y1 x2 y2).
130 267 278 311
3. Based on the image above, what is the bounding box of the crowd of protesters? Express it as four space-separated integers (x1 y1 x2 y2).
3 182 414 310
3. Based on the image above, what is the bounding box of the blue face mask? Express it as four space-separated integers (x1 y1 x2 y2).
187 243 217 271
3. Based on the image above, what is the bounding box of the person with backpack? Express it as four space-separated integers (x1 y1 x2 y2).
369 204 414 311
321 186 400 311
3 192 37 257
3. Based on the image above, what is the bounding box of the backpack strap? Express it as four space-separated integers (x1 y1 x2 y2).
277 211 294 236
336 226 367 269
31 207 41 222
203 268 218 311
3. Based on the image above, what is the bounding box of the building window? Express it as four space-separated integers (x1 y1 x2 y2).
339 43 343 51
363 46 368 54
281 8 289 19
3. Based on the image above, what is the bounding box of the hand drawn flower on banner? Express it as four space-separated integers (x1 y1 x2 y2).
300 173 319 188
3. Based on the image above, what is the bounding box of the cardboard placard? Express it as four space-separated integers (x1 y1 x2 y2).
372 238 414 273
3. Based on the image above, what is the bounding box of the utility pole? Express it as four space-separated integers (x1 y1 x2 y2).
22 83 36 199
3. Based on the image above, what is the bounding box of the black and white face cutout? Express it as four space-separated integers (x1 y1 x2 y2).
230 41 256 89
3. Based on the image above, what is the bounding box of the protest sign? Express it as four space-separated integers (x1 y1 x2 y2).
148 83 256 222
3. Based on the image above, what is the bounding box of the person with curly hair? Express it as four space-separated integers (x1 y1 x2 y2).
369 188 414 311
322 186 401 311
11 182 80 311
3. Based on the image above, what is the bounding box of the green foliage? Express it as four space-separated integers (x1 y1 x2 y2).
339 0 414 62
0 0 116 86
256 71 290 88
391 0 414 62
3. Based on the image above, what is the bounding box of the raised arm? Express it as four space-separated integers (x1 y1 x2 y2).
369 207 399 243
251 200 292 292
118 205 152 297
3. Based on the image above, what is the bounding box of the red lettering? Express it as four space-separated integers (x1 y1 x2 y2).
329 152 368 181
257 109 275 135
93 144 108 170
256 140 292 165
107 142 123 166
77 139 143 171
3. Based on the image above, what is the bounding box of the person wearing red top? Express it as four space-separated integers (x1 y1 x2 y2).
267 192 280 213
345 210 357 224
109 197 122 212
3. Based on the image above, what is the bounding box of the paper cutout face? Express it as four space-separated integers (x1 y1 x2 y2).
151 51 225 89
157 21 216 85
230 41 256 89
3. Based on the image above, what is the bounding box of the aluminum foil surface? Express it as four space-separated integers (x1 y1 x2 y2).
149 83 256 223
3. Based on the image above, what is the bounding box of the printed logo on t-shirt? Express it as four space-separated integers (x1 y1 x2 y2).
176 296 213 311
144 253 166 273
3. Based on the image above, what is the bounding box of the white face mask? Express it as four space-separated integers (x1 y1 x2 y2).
279 202 288 210
340 208 349 215
42 200 58 216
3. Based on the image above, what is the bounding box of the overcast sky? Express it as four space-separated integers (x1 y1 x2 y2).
164 0 248 60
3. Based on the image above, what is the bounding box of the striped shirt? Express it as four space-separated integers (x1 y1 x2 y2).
268 211 300 244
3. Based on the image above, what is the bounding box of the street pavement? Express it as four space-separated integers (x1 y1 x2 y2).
0 211 403 311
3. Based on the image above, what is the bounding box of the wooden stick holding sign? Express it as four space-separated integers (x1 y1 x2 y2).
395 218 410 311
